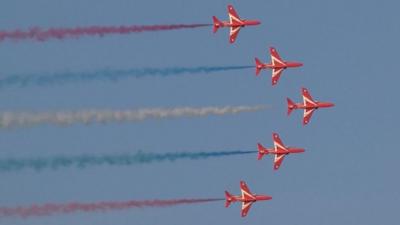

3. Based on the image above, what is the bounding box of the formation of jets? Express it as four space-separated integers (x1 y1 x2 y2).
213 4 334 217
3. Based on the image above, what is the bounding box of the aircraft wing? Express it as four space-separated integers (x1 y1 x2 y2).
302 88 317 107
241 201 253 217
270 47 285 67
271 68 284 86
273 133 287 152
228 5 242 25
229 26 241 43
240 181 255 200
274 153 286 170
303 108 316 125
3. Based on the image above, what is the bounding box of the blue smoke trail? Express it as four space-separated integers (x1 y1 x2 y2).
0 150 256 172
0 66 253 89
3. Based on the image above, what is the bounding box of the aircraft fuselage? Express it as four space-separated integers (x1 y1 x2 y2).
227 194 272 203
216 20 261 28
258 61 303 70
260 147 305 155
292 102 335 110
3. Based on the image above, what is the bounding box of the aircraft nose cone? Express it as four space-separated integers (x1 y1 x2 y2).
293 62 303 67
261 195 272 200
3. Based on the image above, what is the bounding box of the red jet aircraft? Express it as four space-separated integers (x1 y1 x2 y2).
257 133 305 170
287 87 335 125
255 47 303 85
225 181 272 217
213 5 261 43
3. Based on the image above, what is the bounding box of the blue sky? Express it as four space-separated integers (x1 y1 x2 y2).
0 0 399 224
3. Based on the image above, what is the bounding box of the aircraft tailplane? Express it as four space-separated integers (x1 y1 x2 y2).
287 98 297 116
257 143 268 160
255 58 263 76
212 16 222 33
225 191 234 208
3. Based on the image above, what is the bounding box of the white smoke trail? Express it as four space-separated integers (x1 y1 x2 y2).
0 105 266 128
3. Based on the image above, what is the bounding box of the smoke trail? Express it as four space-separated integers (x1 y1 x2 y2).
0 66 253 89
0 198 223 218
0 105 266 129
0 150 256 172
0 24 211 42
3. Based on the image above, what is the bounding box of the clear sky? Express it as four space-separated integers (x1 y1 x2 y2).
0 0 399 224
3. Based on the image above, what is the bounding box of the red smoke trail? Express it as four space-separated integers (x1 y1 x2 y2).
0 198 222 218
0 24 211 42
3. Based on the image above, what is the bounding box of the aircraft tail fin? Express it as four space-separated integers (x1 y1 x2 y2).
287 98 296 116
225 191 234 208
212 16 222 33
255 57 263 76
257 143 268 160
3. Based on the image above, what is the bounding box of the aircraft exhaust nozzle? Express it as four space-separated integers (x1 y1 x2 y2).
257 143 268 160
212 16 222 33
287 98 296 116
255 58 263 76
224 191 233 208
